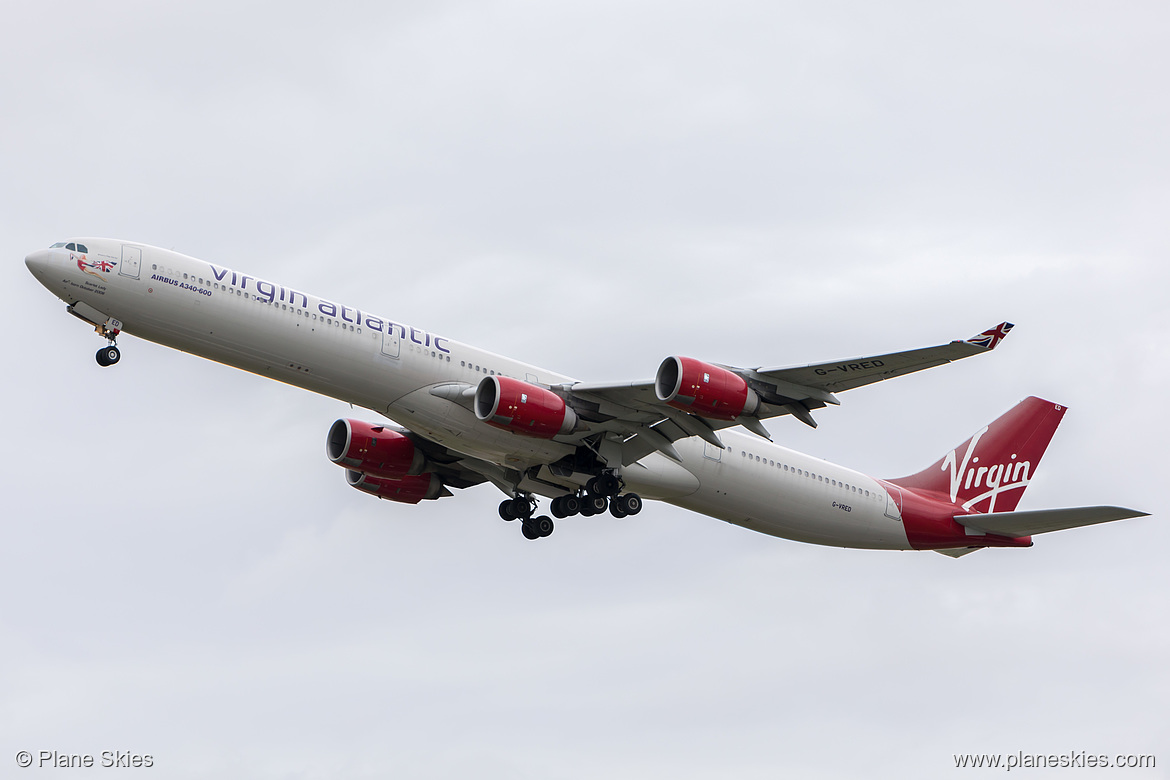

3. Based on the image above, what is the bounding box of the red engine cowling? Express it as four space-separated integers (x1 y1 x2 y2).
655 356 760 420
327 419 426 479
474 376 578 438
346 470 444 504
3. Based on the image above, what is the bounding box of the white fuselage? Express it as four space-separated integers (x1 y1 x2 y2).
26 238 913 550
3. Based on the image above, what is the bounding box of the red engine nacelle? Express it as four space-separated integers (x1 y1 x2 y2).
327 419 426 479
474 376 578 438
655 356 760 420
346 470 444 504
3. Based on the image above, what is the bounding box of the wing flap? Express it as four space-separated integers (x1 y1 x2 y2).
956 506 1150 537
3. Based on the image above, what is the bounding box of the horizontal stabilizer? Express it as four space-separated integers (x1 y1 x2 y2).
956 506 1149 537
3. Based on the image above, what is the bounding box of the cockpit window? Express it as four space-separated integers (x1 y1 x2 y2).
51 242 66 248
76 244 88 253
66 243 76 251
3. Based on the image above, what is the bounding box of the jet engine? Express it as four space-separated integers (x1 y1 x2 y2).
346 470 444 504
474 376 578 438
655 356 760 420
327 419 426 479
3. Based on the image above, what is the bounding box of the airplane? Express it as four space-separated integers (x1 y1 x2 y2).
24 238 1148 556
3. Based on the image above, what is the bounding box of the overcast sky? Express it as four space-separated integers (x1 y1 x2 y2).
3 2 1168 778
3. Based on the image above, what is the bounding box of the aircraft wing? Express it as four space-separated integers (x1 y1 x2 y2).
753 321 1014 394
557 322 1015 464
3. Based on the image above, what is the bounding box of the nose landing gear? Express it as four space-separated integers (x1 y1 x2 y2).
96 344 121 366
92 316 124 368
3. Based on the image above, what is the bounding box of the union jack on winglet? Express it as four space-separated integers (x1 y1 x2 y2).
966 322 1014 350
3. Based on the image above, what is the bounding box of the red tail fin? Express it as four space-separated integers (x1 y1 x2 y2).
889 397 1067 513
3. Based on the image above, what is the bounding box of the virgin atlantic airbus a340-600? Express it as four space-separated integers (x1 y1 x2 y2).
25 239 1147 556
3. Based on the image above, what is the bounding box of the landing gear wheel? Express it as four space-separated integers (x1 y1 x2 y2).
96 345 120 367
534 516 554 538
510 495 534 520
521 520 540 540
580 494 608 516
597 472 621 497
609 501 628 518
499 499 518 521
617 493 643 515
550 495 580 518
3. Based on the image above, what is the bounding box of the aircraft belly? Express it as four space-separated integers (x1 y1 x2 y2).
674 486 908 549
669 437 911 550
128 304 360 390
621 452 700 499
386 388 575 468
73 275 416 414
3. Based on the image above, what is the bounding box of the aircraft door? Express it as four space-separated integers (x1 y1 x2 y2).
381 324 401 358
119 245 142 279
703 441 722 462
883 484 903 521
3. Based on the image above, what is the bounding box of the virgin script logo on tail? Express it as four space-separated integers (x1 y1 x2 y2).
941 427 1031 512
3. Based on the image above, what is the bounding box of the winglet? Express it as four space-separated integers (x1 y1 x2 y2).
965 322 1014 350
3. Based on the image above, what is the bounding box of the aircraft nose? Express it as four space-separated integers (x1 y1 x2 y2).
25 248 51 276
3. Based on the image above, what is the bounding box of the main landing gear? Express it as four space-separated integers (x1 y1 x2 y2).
500 472 643 541
498 494 555 540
